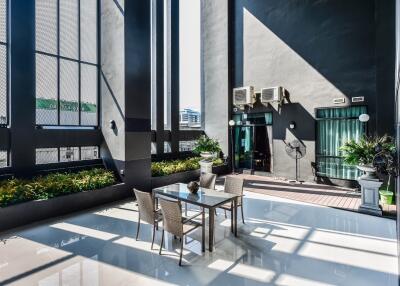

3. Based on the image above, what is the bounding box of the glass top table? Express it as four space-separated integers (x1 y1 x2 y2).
153 183 240 252
153 183 238 208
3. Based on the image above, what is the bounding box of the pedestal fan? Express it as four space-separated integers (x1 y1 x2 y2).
285 140 306 182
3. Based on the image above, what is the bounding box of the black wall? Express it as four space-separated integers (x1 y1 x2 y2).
232 0 395 182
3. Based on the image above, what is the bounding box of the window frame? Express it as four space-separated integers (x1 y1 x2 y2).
0 0 9 128
35 0 100 128
315 105 368 181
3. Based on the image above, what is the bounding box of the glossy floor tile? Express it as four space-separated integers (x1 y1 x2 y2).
0 191 397 286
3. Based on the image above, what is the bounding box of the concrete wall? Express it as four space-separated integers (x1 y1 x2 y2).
202 0 230 156
100 0 126 175
231 0 395 182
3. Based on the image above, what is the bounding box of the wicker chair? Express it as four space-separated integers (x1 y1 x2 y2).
200 173 217 190
133 189 161 250
218 176 245 224
158 198 202 266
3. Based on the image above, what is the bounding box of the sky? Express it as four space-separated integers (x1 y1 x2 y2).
179 0 201 112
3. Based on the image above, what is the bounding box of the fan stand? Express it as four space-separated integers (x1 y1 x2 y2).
288 149 304 184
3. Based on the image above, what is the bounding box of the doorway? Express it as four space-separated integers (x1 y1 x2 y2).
234 124 272 172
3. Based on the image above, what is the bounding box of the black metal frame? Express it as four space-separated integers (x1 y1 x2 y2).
0 0 9 167
0 0 9 128
314 105 368 181
36 146 100 165
0 0 102 175
151 0 205 158
35 0 100 128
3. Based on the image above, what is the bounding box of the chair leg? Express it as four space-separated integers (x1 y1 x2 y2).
136 217 141 240
151 224 156 250
215 209 217 216
159 230 164 255
224 210 227 218
241 205 245 224
179 236 184 266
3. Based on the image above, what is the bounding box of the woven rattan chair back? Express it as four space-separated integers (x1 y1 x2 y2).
224 176 244 205
134 189 155 224
159 199 183 237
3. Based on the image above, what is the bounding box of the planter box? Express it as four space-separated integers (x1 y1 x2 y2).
0 183 129 233
152 169 200 189
151 164 229 189
212 164 229 175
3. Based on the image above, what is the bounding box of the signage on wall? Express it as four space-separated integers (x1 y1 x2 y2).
352 96 365 103
333 97 345 104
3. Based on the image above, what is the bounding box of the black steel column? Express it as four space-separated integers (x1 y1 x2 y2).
10 0 36 175
124 0 152 190
155 0 165 155
170 0 179 154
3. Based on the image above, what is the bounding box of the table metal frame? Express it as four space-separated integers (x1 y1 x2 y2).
153 184 239 252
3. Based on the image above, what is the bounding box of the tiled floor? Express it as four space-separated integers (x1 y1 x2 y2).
0 191 397 286
227 174 397 217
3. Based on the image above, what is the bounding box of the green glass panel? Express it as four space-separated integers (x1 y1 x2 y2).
316 106 367 119
316 106 366 180
234 126 254 169
233 112 272 125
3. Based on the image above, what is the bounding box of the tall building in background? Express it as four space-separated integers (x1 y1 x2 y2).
179 108 201 129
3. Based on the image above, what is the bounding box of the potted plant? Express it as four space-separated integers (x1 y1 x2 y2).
193 135 222 160
340 135 396 214
340 135 395 180
193 135 222 174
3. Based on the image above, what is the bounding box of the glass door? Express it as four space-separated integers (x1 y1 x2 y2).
234 126 254 169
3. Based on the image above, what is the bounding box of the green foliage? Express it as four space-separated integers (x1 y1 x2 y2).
151 157 225 177
192 135 222 155
340 135 396 166
0 168 116 207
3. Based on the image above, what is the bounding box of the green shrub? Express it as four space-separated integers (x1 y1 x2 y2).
340 135 396 166
151 157 225 177
0 168 116 207
193 135 222 155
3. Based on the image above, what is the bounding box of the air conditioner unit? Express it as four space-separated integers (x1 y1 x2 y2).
260 86 284 103
233 86 255 108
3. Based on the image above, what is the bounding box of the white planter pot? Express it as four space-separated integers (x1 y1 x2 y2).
357 164 378 180
200 152 215 160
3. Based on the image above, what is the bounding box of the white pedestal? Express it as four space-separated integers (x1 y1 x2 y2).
199 160 213 174
357 177 383 216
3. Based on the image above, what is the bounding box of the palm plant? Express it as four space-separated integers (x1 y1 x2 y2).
340 135 395 166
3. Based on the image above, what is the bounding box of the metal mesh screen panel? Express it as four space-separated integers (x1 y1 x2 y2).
0 150 7 168
60 146 79 162
0 0 6 43
36 0 57 54
81 0 97 64
81 64 97 126
60 0 79 59
60 59 79 125
81 146 99 160
36 148 58 164
0 45 6 125
179 141 196 152
36 54 58 125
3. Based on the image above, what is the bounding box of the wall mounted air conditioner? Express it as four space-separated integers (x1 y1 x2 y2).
233 86 255 108
260 86 284 104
